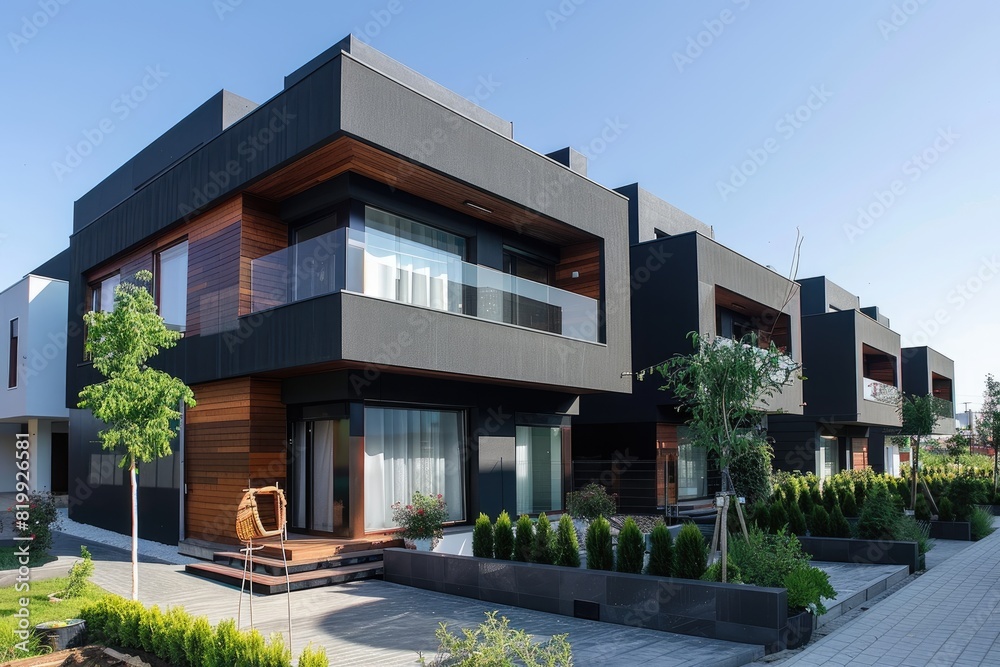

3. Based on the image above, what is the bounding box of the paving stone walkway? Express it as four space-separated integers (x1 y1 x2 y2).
782 527 1000 666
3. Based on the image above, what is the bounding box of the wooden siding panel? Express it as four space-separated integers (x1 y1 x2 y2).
240 196 287 316
554 240 601 300
184 377 287 544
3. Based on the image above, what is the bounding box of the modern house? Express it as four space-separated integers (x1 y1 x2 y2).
770 277 903 478
65 36 631 547
573 185 804 512
0 251 71 495
901 346 957 436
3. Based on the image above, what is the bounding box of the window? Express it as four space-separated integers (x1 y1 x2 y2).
90 273 120 312
155 241 188 331
363 406 466 532
677 427 707 499
515 425 563 514
817 436 838 481
8 319 18 389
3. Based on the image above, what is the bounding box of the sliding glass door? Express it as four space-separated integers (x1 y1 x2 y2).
364 406 466 532
289 420 350 536
515 425 563 515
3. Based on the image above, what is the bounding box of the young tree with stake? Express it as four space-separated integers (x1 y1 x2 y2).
78 271 195 600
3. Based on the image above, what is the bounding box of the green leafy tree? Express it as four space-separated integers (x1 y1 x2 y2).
615 517 645 574
532 513 555 565
514 514 534 562
645 522 674 576
554 514 580 568
979 374 1000 493
638 332 800 580
78 271 195 600
900 393 951 509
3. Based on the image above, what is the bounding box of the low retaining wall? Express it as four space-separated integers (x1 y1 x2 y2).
796 537 921 573
929 521 972 541
383 549 794 652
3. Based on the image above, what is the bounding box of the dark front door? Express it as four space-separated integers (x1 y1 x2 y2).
51 432 69 494
289 420 350 537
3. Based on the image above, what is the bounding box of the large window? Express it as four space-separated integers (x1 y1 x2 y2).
677 427 707 499
156 241 188 331
817 436 838 481
360 207 466 313
90 273 121 313
364 406 466 532
515 425 563 515
8 319 17 389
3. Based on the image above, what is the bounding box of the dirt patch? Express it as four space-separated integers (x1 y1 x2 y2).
6 645 174 667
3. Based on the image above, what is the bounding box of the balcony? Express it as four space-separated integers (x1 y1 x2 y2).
250 227 600 343
863 377 900 406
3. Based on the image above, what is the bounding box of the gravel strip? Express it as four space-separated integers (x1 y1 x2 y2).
55 508 197 565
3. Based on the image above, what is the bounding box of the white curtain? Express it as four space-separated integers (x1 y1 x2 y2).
292 423 307 528
312 421 336 532
677 428 707 499
364 407 465 532
515 426 563 515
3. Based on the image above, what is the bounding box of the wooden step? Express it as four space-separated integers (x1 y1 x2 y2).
213 548 384 576
254 537 404 560
185 560 384 594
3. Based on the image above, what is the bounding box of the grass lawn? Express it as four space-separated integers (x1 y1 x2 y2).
0 546 57 570
0 575 110 661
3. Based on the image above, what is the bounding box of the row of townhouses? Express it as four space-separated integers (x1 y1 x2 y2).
0 37 956 549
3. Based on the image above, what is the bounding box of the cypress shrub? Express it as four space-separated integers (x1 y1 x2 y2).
674 522 708 580
786 499 808 536
854 480 867 508
494 511 515 560
857 485 900 540
914 494 931 522
809 505 830 537
472 512 493 558
769 502 789 534
841 489 859 517
533 513 555 564
938 496 955 522
554 514 581 567
615 517 645 574
828 504 852 538
297 645 330 667
748 500 770 531
646 521 674 577
585 516 613 571
514 514 534 562
822 485 839 513
797 487 814 515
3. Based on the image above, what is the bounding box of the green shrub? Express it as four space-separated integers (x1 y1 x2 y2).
970 506 996 541
808 506 829 537
514 514 534 562
418 611 572 666
768 502 788 534
646 522 674 576
938 496 955 522
786 500 807 535
213 619 242 667
948 476 986 521
841 489 859 517
65 545 94 598
730 441 774 506
828 504 852 538
729 527 810 590
797 487 814 515
821 485 839 513
297 644 330 667
615 517 645 574
472 513 493 558
493 511 514 560
184 617 215 667
895 515 933 556
16 492 59 560
585 516 613 571
532 513 555 564
554 514 581 568
748 500 770 531
565 483 617 521
857 485 900 540
784 565 836 615
164 606 193 666
854 479 867 509
701 559 742 583
674 523 707 580
914 494 931 522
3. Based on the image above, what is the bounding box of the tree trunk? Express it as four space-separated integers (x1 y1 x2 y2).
910 438 919 510
130 455 139 601
994 443 998 494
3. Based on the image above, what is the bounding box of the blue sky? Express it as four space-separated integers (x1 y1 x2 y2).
1 0 997 409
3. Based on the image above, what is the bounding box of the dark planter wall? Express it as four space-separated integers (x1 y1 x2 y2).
796 536 920 573
383 549 790 652
929 521 972 541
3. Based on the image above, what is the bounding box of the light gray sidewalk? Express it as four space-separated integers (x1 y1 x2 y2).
783 527 1000 666
81 538 763 667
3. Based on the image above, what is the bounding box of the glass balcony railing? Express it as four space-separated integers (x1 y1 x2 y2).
863 377 900 405
250 227 600 342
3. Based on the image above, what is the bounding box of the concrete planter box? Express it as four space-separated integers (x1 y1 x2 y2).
383 548 794 652
929 521 972 541
796 536 921 573
985 505 1000 516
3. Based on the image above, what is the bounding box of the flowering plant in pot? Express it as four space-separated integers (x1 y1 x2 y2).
391 491 448 550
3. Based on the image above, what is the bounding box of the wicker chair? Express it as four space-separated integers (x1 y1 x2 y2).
236 486 287 542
